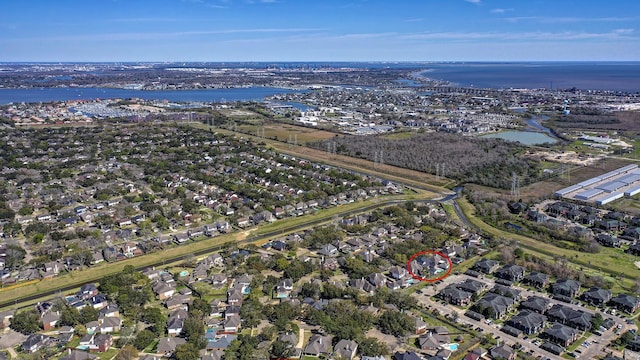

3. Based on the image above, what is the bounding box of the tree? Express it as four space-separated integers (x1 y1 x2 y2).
134 329 156 350
174 342 200 360
181 317 205 348
59 305 81 326
270 340 295 359
240 296 264 330
79 305 99 324
4 244 26 269
18 205 34 216
115 345 138 360
300 282 321 299
10 309 42 334
142 307 167 335
591 312 604 330
189 298 211 319
378 310 414 337
357 337 390 357
388 292 417 311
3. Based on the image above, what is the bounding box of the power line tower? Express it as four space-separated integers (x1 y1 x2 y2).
511 172 520 200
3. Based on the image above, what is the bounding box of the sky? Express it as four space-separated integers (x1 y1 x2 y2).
1 0 639 62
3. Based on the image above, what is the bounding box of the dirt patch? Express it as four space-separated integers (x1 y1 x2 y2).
525 150 604 166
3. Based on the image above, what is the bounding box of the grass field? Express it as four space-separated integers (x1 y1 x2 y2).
456 198 637 293
236 122 338 144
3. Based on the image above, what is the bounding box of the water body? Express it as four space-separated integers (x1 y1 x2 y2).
0 86 305 105
418 62 640 92
525 116 555 137
281 102 314 112
482 130 557 145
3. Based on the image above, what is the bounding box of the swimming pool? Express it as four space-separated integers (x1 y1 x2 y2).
442 343 459 351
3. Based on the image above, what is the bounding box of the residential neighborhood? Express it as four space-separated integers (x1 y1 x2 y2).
0 124 400 285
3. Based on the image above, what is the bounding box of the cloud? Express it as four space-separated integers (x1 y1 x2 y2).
108 17 183 23
8 28 325 43
506 16 640 24
404 18 424 23
397 30 639 41
490 8 513 14
465 0 481 4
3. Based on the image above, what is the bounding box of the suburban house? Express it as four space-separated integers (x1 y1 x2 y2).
520 296 552 314
506 310 547 335
609 293 640 313
472 259 499 274
546 304 593 331
522 272 550 289
542 323 579 347
156 337 187 357
304 335 332 357
581 287 612 306
551 279 581 298
334 339 358 360
495 264 526 282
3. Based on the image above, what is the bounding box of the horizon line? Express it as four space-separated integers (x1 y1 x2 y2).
2 60 640 64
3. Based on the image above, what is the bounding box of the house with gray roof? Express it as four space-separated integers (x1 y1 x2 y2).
551 279 581 298
156 337 186 356
520 296 551 314
304 334 332 356
334 339 358 360
522 272 550 289
542 322 579 347
495 264 526 282
609 293 640 313
472 259 499 274
489 343 516 360
546 304 592 330
472 293 515 319
438 285 472 306
506 310 546 335
581 287 612 306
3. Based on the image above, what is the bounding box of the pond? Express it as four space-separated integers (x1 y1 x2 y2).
481 130 557 145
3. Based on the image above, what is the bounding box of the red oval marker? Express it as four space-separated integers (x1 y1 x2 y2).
407 250 453 283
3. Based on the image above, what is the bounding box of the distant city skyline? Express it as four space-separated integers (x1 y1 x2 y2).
1 0 639 62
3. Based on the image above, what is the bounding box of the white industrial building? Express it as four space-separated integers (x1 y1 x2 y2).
555 164 640 205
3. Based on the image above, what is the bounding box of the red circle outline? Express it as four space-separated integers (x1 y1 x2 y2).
406 250 453 283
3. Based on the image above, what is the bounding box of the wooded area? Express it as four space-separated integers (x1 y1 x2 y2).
311 133 540 188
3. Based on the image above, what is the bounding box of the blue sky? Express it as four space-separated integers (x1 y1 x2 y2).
1 0 639 62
